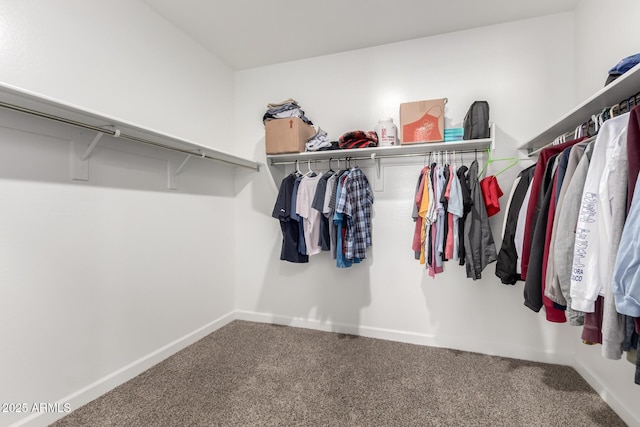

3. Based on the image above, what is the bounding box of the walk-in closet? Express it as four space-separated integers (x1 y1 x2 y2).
1 1 639 426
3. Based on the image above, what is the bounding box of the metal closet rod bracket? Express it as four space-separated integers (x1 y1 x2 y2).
371 152 381 179
80 125 120 161
174 150 205 176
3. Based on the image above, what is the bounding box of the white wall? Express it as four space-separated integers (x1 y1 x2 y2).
571 1 640 424
0 0 235 151
574 0 640 101
0 2 238 426
234 14 580 364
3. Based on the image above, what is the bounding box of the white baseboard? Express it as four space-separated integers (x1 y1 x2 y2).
234 310 572 365
14 310 634 427
237 311 639 424
11 312 235 427
572 357 639 427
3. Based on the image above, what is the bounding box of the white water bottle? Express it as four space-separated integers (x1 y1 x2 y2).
375 118 397 146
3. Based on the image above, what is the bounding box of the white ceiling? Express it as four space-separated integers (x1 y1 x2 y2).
142 0 580 70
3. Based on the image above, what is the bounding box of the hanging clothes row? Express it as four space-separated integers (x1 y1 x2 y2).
272 160 373 268
411 152 503 280
496 103 640 386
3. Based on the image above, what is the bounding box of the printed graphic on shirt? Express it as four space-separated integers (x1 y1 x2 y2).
572 192 597 281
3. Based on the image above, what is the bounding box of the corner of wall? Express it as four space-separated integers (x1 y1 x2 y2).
571 353 640 427
11 312 236 427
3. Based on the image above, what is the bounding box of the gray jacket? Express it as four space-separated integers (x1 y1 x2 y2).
602 144 629 360
552 141 594 325
545 143 587 305
464 160 497 279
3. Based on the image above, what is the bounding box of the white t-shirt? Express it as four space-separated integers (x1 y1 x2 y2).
296 174 323 256
514 176 534 275
570 113 629 313
448 165 464 261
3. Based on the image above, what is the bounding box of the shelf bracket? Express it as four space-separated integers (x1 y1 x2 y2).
372 153 384 192
69 129 103 181
80 132 104 161
80 126 119 161
168 151 203 190
175 154 193 175
70 126 119 181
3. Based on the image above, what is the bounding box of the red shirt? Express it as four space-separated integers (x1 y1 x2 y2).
480 175 503 217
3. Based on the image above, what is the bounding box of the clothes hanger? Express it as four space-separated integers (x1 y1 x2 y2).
592 113 602 134
478 147 518 178
328 158 335 173
628 94 636 111
303 159 315 177
494 157 519 177
619 99 629 114
610 103 619 118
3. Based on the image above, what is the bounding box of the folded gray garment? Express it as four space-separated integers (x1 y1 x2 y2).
266 103 298 115
269 109 305 119
267 98 299 109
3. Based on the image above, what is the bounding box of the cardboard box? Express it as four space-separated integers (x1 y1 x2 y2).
265 118 316 154
400 98 446 144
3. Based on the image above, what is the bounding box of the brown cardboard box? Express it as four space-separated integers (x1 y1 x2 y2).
265 118 316 154
400 98 446 144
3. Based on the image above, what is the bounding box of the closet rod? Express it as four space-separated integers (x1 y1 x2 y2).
0 100 259 171
268 149 485 166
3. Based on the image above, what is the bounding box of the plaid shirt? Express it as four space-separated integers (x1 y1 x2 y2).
335 167 374 260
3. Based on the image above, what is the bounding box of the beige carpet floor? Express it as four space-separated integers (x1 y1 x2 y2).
52 320 626 426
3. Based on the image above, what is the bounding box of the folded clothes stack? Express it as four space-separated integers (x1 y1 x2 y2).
263 98 313 125
444 127 464 142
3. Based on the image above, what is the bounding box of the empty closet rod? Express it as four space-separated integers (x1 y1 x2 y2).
0 100 259 171
268 149 485 166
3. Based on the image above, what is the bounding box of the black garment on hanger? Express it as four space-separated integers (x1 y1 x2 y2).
457 165 472 265
495 165 535 285
636 336 640 385
440 164 451 261
523 154 561 315
311 171 334 251
623 316 637 353
272 174 309 263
